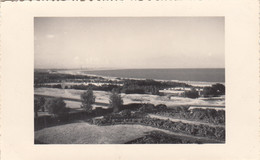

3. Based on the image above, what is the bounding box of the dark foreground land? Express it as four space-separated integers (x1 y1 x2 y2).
35 103 225 144
34 70 225 144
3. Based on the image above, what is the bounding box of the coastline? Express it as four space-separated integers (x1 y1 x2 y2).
55 69 224 87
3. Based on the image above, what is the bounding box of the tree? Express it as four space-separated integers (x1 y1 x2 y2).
212 83 225 95
45 98 68 117
202 83 225 97
109 89 123 112
34 97 45 117
81 88 96 112
184 88 199 98
202 87 217 97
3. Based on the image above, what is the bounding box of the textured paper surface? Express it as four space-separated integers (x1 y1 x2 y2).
1 1 259 160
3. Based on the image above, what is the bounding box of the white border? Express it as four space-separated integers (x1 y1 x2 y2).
1 1 259 160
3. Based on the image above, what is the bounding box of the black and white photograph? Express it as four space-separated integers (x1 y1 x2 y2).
34 17 226 144
1 1 260 159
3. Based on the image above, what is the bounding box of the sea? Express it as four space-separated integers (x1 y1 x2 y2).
82 68 225 83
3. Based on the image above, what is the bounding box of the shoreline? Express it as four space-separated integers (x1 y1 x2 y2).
53 69 224 87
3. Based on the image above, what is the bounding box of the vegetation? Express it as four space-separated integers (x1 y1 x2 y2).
34 72 192 95
212 83 225 95
45 98 69 117
154 107 225 125
34 97 46 117
91 116 225 141
202 83 225 97
109 89 123 112
34 71 225 143
121 79 189 95
34 71 100 85
184 88 199 98
80 88 96 112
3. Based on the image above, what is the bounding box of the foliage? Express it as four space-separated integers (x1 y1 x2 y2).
119 109 132 117
184 88 199 98
34 97 46 117
45 98 69 116
80 88 96 112
212 83 225 95
202 83 225 97
138 103 156 112
154 107 225 125
109 89 123 112
91 116 225 141
202 87 217 97
121 103 143 111
155 104 167 110
35 71 193 95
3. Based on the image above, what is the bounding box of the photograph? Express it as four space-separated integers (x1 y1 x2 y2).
34 17 225 144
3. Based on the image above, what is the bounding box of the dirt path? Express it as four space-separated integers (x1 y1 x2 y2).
148 114 225 128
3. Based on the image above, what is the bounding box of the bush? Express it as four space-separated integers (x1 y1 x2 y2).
138 103 155 113
91 115 225 140
202 83 225 97
121 103 143 111
184 88 199 98
119 109 132 117
212 83 225 95
81 88 96 112
155 104 167 110
45 98 69 117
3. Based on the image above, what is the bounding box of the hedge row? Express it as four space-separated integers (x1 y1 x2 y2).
91 116 225 141
154 108 225 125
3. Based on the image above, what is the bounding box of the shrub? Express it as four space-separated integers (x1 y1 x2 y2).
119 109 132 117
81 88 96 112
45 98 69 117
184 88 199 98
121 103 143 111
202 83 225 97
212 83 225 95
155 104 167 110
138 103 155 113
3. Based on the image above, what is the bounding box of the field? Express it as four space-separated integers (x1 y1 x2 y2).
35 87 225 111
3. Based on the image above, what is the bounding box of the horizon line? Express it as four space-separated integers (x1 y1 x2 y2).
34 67 225 70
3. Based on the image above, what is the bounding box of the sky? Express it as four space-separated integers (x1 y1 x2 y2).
34 17 224 69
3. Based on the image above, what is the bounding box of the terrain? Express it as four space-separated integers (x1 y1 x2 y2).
34 70 225 144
